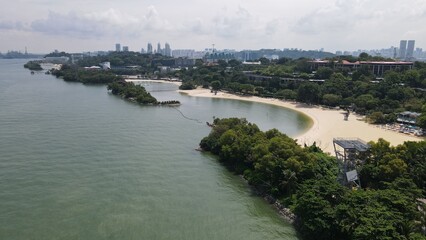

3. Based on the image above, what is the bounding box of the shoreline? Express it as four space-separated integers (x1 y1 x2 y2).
125 79 182 86
179 88 423 153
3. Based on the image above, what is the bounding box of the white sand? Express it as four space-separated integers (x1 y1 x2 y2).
179 88 423 153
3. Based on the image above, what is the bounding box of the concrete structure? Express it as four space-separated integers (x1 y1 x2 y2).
157 43 162 55
406 40 415 60
164 43 171 57
115 43 121 52
172 49 195 58
399 40 407 59
309 60 414 76
147 43 153 54
122 46 129 52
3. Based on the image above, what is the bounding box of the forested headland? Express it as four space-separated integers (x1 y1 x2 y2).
24 52 181 104
51 64 123 84
200 118 426 240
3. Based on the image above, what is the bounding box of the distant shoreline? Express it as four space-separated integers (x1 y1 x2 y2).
179 88 423 153
125 79 182 86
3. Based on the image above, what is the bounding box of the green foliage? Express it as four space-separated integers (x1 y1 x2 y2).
24 61 43 71
297 83 321 104
179 81 196 90
322 94 342 107
275 89 297 100
200 119 426 240
200 118 339 198
177 54 426 121
295 178 346 240
107 82 157 104
211 80 222 91
52 64 123 84
368 111 386 124
316 67 334 79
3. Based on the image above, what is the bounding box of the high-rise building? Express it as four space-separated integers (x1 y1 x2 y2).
172 49 195 58
406 40 415 59
147 43 153 54
399 40 407 59
157 43 162 55
164 43 171 57
115 43 121 52
122 46 129 52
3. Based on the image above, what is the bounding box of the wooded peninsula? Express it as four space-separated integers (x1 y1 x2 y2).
200 117 425 240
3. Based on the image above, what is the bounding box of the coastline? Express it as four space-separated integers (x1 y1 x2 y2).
125 79 182 86
179 88 423 153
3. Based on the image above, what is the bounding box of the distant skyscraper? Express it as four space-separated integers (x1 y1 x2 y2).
399 40 407 59
147 43 153 54
406 40 415 59
164 43 171 56
157 42 162 55
122 46 129 52
115 43 121 52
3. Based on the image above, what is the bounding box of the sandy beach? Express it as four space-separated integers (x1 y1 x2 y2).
179 88 423 153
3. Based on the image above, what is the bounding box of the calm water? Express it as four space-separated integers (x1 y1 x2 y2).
0 59 310 240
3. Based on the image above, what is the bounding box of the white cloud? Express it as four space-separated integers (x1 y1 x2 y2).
1 0 426 52
29 6 173 39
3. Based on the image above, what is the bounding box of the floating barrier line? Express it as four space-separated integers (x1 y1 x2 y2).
172 107 203 124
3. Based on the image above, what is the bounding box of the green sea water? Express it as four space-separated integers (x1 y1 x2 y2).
0 59 311 240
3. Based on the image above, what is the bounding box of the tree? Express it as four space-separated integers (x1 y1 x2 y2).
403 70 421 87
295 58 312 73
275 89 297 100
316 67 334 79
297 83 321 104
336 189 414 240
322 94 342 107
211 80 222 91
255 86 264 95
358 52 370 60
179 81 196 90
368 111 386 124
354 94 379 112
258 57 270 65
384 71 401 84
295 178 346 240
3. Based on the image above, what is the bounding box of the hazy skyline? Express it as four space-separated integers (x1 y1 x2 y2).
1 0 426 53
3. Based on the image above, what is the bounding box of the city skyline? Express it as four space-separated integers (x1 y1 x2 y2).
1 0 426 53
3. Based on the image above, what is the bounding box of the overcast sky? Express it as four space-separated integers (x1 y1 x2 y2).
1 0 426 53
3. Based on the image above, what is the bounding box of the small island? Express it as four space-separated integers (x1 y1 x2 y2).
23 61 43 71
107 81 180 105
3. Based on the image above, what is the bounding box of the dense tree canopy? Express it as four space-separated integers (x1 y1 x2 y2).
200 118 426 240
107 81 157 104
179 56 426 124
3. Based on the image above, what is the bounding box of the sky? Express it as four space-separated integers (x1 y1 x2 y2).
1 0 426 53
